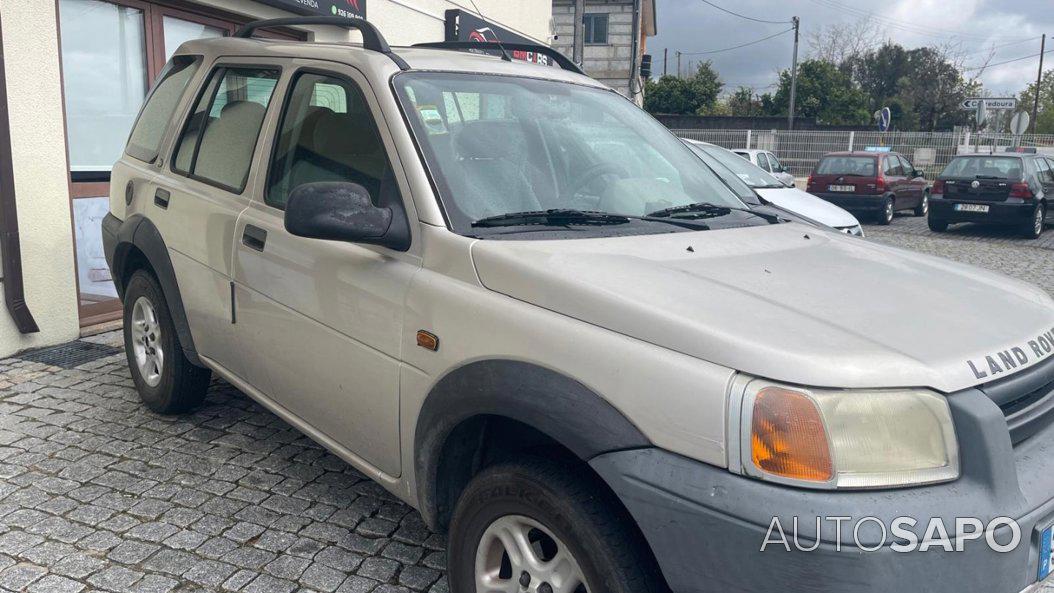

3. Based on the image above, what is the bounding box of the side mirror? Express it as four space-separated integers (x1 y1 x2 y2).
285 182 397 248
913 169 925 179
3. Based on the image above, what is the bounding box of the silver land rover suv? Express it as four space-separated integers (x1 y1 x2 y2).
102 16 1054 593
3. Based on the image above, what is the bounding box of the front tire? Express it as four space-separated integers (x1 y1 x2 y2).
877 197 894 225
1022 204 1045 240
447 458 668 593
123 270 210 414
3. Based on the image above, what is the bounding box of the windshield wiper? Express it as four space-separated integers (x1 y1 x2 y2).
973 175 1004 180
647 201 783 224
471 209 632 228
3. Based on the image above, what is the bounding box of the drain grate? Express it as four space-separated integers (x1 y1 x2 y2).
16 340 122 369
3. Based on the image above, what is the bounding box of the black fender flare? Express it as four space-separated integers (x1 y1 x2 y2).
104 213 202 366
413 359 651 528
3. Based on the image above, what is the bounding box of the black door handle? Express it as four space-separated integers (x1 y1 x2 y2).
154 188 170 209
242 225 267 252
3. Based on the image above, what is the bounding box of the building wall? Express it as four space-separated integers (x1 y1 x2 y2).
552 0 636 97
0 0 550 359
0 5 82 359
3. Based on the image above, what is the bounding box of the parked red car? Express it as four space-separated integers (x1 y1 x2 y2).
807 150 930 225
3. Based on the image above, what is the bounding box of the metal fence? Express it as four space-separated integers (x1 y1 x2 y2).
673 128 1054 178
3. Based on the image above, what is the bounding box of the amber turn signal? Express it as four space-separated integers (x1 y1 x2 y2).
416 330 439 351
751 386 833 482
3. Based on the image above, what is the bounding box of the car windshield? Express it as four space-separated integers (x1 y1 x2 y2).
394 72 746 235
691 143 785 189
816 156 876 177
941 156 1023 180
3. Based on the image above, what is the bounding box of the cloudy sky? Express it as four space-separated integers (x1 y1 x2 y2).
647 0 1052 97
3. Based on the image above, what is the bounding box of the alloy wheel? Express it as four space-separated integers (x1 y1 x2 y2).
1035 206 1044 237
475 515 589 593
131 296 164 387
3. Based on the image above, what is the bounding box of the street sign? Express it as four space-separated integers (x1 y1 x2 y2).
975 99 988 129
874 107 891 132
962 97 1017 110
1010 111 1031 136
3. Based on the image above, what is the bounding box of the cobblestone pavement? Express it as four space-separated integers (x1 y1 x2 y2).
2 221 1054 593
866 215 1054 296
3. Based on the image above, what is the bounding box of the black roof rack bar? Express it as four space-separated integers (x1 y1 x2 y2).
234 17 410 71
412 41 585 76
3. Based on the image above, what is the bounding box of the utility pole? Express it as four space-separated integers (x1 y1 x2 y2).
1032 33 1046 134
788 16 800 130
573 0 585 66
663 48 668 77
676 51 682 78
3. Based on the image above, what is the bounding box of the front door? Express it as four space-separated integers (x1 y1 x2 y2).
231 65 419 477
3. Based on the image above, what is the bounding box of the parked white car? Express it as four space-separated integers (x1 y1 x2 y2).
733 148 796 187
685 139 864 236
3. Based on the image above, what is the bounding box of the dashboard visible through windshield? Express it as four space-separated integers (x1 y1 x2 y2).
394 72 755 237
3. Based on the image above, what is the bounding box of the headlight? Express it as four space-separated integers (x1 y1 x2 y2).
840 225 864 237
735 380 959 489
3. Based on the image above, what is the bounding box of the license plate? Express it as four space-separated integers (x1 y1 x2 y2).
1040 524 1053 581
828 185 855 192
955 203 990 213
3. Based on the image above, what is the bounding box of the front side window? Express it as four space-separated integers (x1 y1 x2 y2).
583 14 609 44
125 56 201 163
173 67 279 192
395 73 746 235
767 153 784 172
267 72 397 210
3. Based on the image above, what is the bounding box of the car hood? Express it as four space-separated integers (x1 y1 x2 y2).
471 223 1054 393
756 187 860 229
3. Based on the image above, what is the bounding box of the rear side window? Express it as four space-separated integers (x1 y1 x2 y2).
125 56 201 163
1034 158 1054 184
173 66 280 193
816 156 876 177
266 71 398 211
883 156 901 176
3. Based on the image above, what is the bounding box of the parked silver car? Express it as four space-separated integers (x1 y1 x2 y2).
684 139 863 236
102 16 1054 593
733 148 796 187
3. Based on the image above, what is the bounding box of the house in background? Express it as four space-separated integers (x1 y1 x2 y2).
551 0 657 104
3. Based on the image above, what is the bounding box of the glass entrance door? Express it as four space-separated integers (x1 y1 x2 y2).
58 0 237 326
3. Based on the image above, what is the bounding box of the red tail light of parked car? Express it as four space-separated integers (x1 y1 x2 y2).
1009 182 1034 200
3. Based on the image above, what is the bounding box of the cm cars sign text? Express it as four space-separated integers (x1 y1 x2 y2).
258 0 366 18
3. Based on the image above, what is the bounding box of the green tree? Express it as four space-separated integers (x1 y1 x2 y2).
644 61 723 115
1017 69 1054 134
767 59 869 125
723 86 765 117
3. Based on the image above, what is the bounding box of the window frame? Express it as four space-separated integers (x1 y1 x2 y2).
263 67 400 212
583 13 609 45
169 63 283 195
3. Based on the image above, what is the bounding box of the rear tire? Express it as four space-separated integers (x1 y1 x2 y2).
877 197 894 225
913 192 929 217
123 270 210 414
1022 204 1045 240
447 457 668 593
928 217 949 233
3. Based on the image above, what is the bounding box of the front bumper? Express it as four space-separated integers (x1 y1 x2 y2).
929 196 1035 225
811 192 887 212
591 389 1054 593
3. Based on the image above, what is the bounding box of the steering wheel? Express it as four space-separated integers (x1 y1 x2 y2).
566 162 629 201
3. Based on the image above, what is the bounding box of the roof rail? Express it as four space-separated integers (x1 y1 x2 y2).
234 17 410 70
412 41 585 76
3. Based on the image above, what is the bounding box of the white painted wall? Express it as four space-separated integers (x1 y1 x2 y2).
0 0 550 359
0 4 81 358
